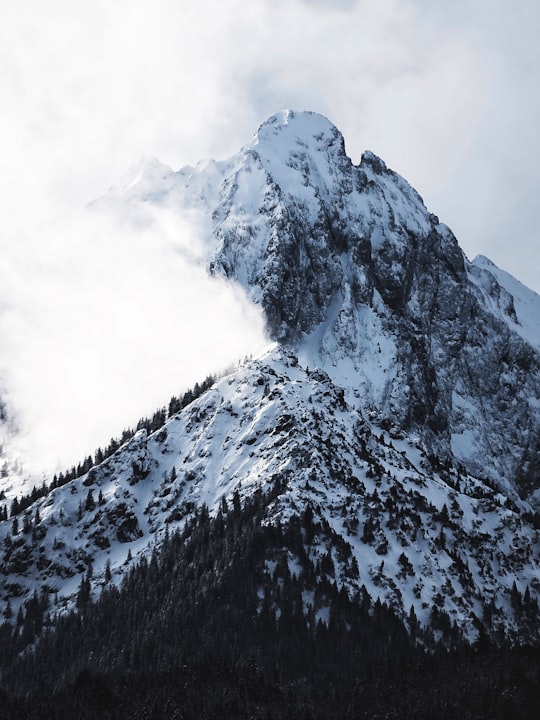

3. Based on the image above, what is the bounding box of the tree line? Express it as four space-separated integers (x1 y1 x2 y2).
1 479 539 719
5 374 217 523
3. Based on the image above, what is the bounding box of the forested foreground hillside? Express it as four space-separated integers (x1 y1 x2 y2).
1 485 539 720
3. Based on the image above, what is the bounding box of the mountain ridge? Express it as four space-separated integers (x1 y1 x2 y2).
125 108 539 504
1 110 539 653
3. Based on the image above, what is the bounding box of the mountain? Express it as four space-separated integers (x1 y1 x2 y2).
97 109 540 505
1 111 540 709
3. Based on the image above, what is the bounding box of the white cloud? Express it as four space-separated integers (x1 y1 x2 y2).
0 207 267 474
1 0 539 476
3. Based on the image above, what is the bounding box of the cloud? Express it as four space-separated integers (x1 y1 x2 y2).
0 1 494 208
0 205 267 475
1 0 539 477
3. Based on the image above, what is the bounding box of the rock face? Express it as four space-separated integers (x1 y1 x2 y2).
1 110 540 643
0 348 538 642
105 109 540 505
209 111 540 504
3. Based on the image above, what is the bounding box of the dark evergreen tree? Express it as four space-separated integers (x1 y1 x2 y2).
85 489 96 512
22 512 32 534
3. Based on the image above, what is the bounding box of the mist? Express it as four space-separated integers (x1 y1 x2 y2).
0 205 268 476
2 0 539 481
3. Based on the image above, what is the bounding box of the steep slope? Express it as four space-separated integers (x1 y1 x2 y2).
96 109 540 504
0 347 538 643
208 111 540 503
1 110 539 648
4 494 540 720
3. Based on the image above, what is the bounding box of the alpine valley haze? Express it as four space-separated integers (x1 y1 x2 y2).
1 111 539 718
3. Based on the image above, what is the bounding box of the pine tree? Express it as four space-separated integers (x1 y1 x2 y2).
85 489 95 512
22 512 32 534
3 599 12 620
76 574 91 609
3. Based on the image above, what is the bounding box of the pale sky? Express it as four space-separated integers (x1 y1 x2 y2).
1 0 539 474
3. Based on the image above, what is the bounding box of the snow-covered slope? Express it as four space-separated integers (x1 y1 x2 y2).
468 254 540 352
1 110 539 643
0 347 538 641
96 109 540 504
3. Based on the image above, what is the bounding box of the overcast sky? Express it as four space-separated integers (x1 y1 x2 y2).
1 0 539 475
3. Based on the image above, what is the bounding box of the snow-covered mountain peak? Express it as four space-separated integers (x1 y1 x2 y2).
359 149 387 171
110 156 174 197
235 109 351 210
2 111 540 650
87 112 540 504
250 109 344 153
